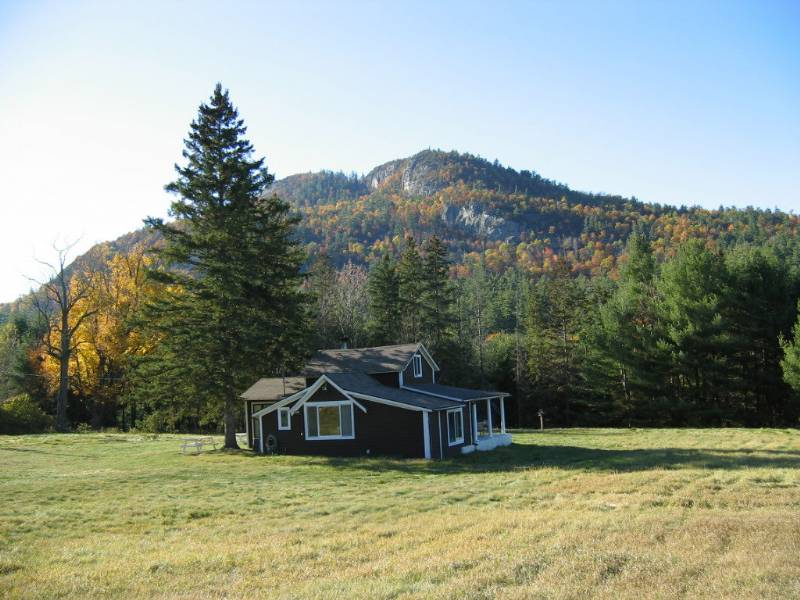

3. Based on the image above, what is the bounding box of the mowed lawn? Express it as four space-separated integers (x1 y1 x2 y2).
1 430 799 599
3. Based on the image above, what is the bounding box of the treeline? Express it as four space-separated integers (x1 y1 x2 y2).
4 225 800 433
299 234 800 428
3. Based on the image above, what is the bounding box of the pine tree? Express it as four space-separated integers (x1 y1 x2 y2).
397 237 425 343
367 253 400 345
141 84 307 448
599 234 667 422
420 235 453 351
525 258 590 425
656 239 731 423
780 303 800 394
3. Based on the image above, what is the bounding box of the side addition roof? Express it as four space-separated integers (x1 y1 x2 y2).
304 343 438 376
240 376 307 401
403 382 510 401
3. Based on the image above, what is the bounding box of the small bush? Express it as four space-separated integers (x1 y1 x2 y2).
0 394 54 434
75 422 93 433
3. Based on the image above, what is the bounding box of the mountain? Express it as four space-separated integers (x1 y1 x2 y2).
271 149 797 273
3 148 798 319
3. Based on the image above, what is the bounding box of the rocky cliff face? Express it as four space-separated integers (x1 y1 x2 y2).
440 203 520 241
366 155 450 196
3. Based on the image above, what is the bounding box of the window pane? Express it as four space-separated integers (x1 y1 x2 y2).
318 406 341 436
279 409 289 429
448 410 462 443
306 407 318 437
340 404 353 437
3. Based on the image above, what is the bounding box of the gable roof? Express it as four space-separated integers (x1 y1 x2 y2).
402 382 510 401
304 343 438 376
326 372 460 411
240 376 306 401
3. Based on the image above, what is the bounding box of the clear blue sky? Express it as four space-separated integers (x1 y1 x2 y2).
1 0 798 302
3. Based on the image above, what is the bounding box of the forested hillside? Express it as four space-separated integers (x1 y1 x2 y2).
3 148 800 433
272 149 799 278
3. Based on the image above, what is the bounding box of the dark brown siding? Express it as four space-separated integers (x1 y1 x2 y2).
369 372 400 388
262 386 427 458
402 352 435 385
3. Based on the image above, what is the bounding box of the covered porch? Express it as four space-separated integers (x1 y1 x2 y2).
401 382 512 455
461 395 512 454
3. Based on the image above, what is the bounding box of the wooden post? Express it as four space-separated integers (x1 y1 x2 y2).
472 402 479 442
500 397 506 434
537 409 544 430
486 398 493 436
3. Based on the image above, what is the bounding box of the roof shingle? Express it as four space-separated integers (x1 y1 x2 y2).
304 343 422 375
241 376 306 401
326 372 461 411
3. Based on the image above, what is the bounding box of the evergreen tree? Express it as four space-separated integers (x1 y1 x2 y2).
656 239 731 423
780 303 800 394
140 84 307 448
306 254 338 349
599 234 667 422
397 237 425 343
726 246 796 424
525 258 590 425
366 253 400 345
420 235 453 351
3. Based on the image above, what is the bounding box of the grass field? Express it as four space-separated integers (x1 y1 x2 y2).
1 429 799 599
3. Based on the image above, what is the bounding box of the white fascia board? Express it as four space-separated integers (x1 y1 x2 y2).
252 387 309 418
400 343 440 373
348 392 430 413
290 375 367 415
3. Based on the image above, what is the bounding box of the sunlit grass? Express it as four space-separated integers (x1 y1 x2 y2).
1 429 799 598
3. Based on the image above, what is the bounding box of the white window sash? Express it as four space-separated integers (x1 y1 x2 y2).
413 354 423 378
304 401 355 440
446 408 464 446
278 408 291 430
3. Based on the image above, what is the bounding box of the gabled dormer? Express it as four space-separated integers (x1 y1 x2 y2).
303 343 440 388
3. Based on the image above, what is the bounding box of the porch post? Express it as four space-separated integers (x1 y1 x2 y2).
472 402 478 443
500 397 506 434
259 413 265 454
486 398 493 436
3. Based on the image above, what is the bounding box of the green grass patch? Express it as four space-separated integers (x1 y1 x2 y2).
1 429 799 598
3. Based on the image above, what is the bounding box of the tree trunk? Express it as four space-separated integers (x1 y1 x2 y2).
56 316 70 432
223 396 239 449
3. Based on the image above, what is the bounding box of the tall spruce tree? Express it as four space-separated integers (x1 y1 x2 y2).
397 237 425 343
367 253 400 345
421 236 453 351
142 84 307 448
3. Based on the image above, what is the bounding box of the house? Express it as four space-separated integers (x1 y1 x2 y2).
241 343 511 459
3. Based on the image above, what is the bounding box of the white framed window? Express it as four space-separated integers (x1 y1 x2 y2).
447 408 464 446
413 354 423 378
278 407 291 430
304 402 355 440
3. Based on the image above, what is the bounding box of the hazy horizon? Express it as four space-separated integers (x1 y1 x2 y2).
1 0 798 303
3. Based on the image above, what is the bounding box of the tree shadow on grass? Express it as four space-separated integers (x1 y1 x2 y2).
317 442 800 475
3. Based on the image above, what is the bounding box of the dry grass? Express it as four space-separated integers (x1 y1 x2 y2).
1 428 799 599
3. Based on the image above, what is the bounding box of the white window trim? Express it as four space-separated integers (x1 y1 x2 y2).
413 354 423 378
304 401 356 440
446 408 464 446
278 407 291 431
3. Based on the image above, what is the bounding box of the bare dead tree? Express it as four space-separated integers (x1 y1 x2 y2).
331 261 369 347
28 242 98 432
